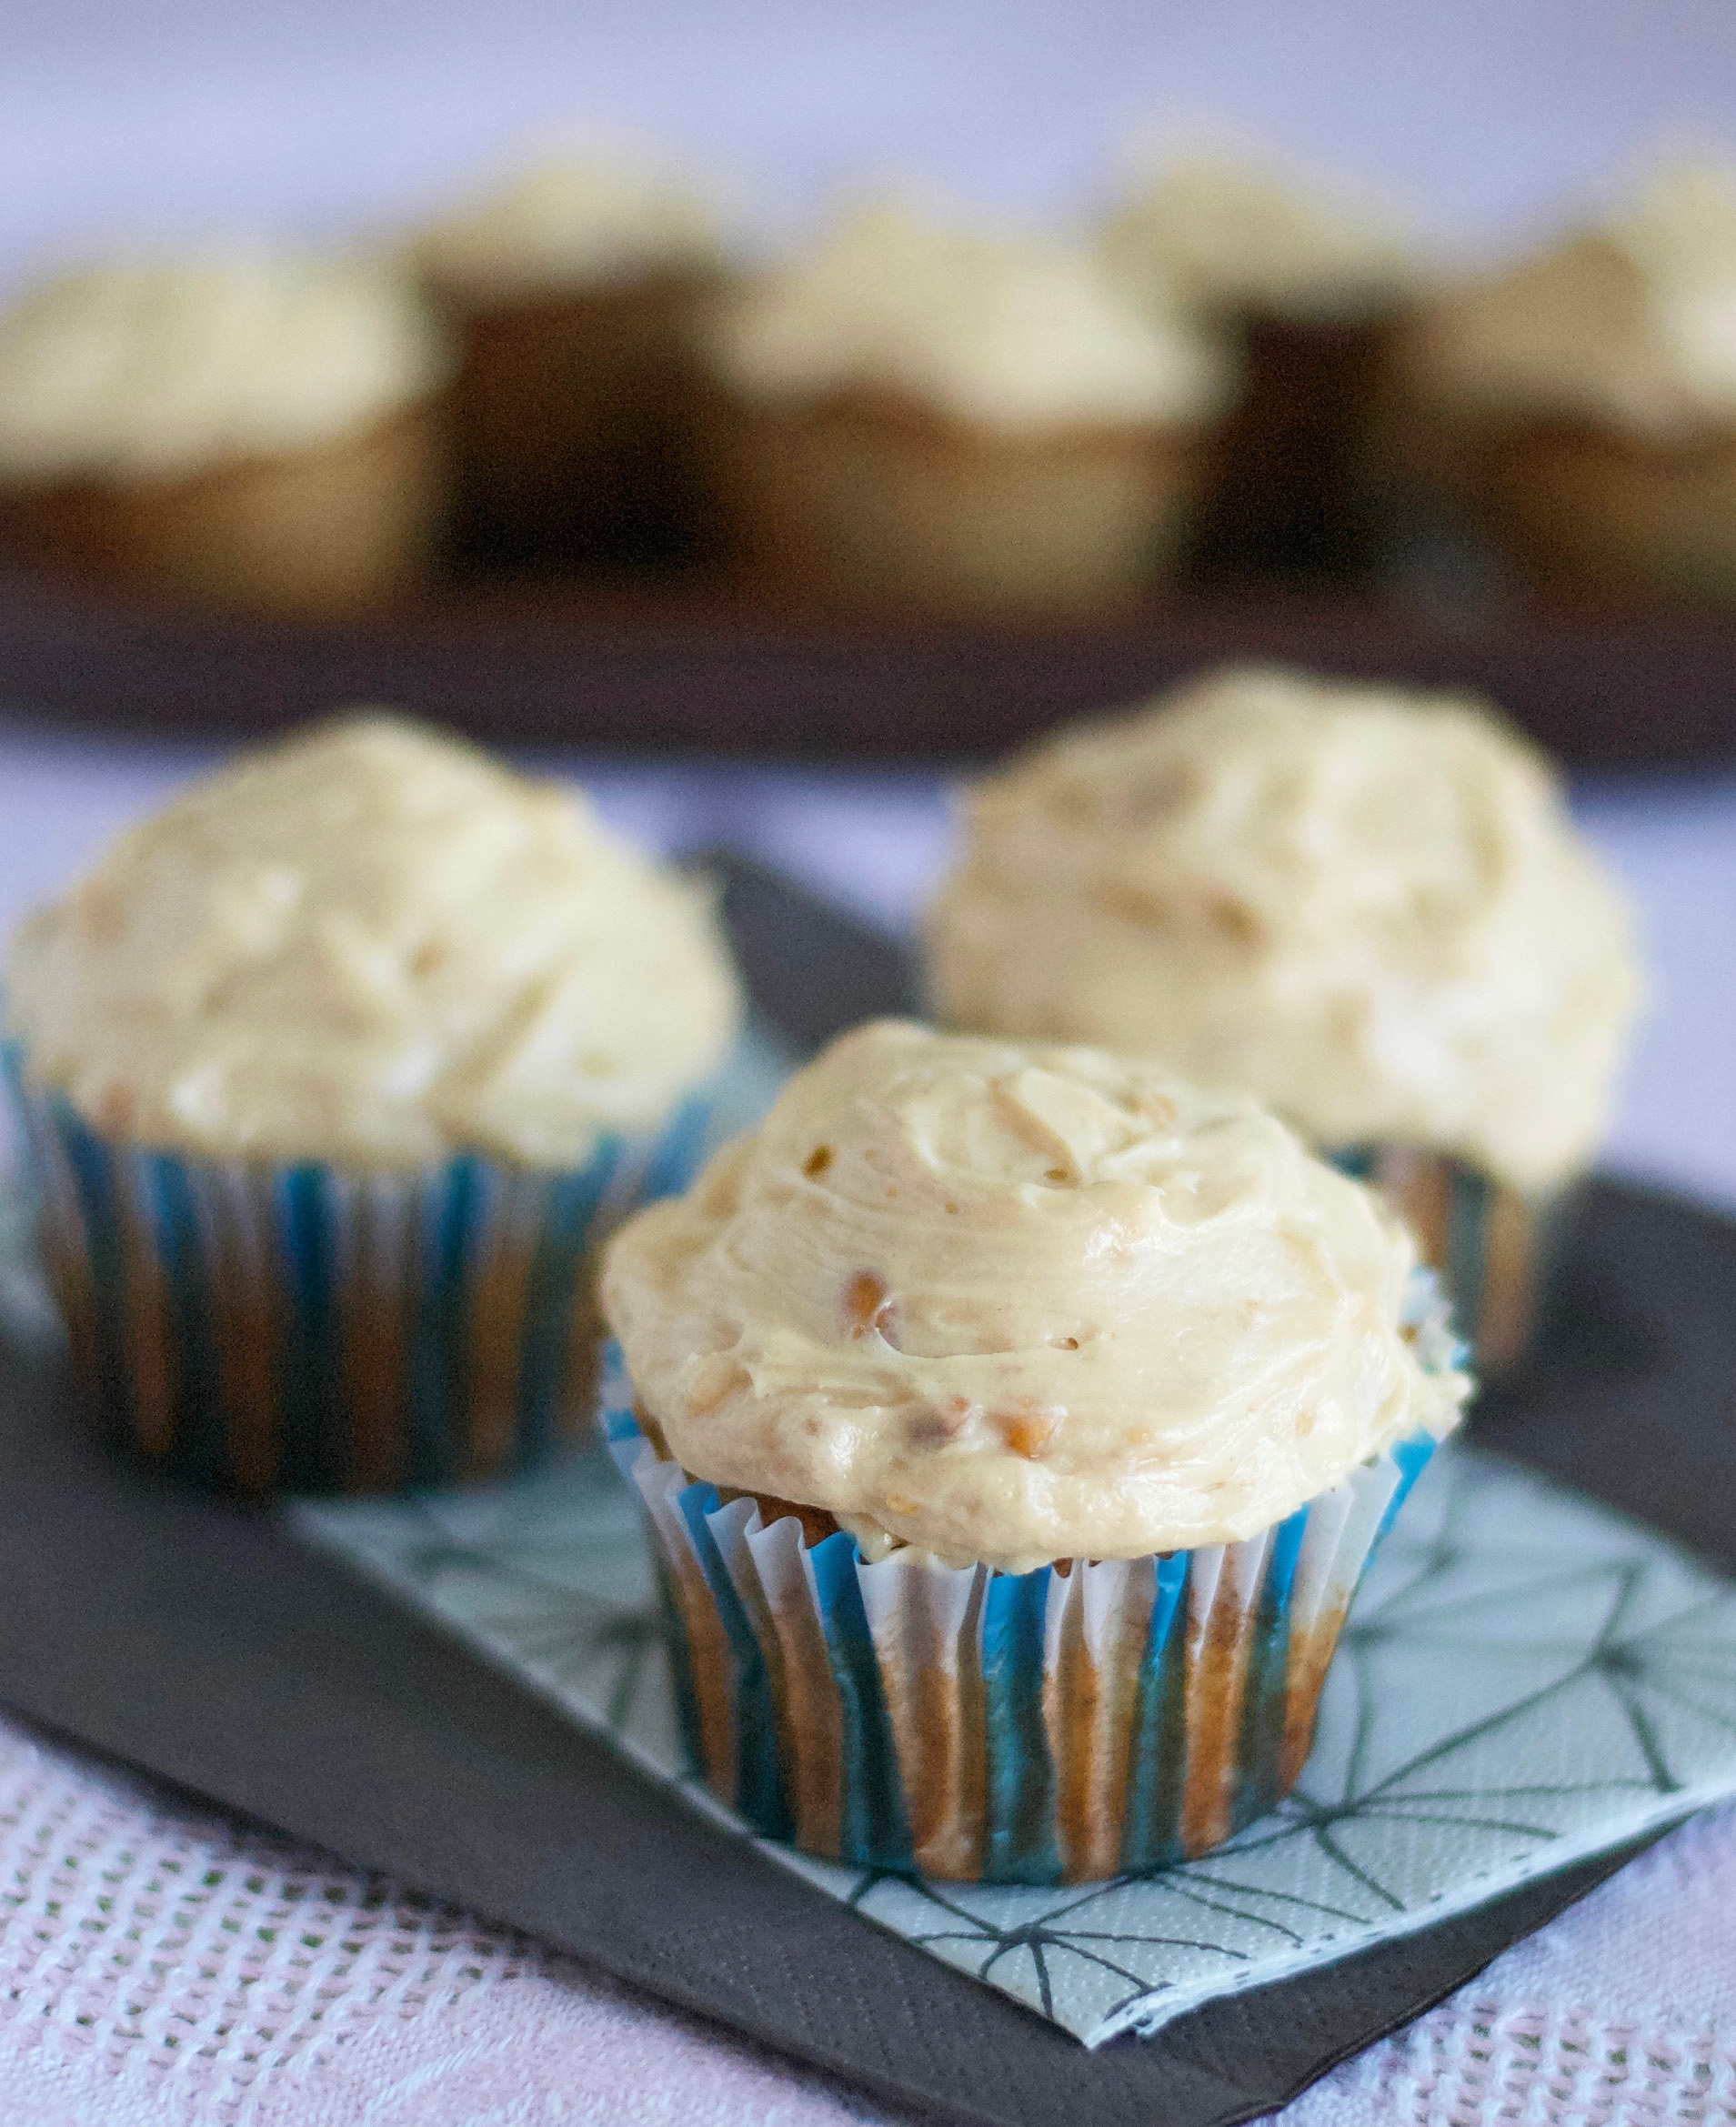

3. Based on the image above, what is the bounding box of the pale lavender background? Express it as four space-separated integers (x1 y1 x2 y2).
3 0 1735 287
2 1 1736 2113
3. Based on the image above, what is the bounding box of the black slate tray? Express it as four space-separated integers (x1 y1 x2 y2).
0 854 1728 2127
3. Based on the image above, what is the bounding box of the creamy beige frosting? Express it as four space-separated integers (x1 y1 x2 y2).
703 198 1231 430
1400 161 1736 436
927 667 1640 1193
603 1020 1465 1571
0 254 451 484
415 145 728 299
5 716 740 1169
1099 145 1423 322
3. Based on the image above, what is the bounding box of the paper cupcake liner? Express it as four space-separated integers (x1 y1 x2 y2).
600 1344 1445 1885
1330 1146 1562 1375
3 1039 713 1496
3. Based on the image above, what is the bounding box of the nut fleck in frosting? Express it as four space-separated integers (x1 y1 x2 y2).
602 1020 1466 1573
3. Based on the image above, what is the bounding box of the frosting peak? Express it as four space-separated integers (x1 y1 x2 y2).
927 667 1640 1191
0 254 450 483
1400 158 1736 436
5 714 740 1169
704 198 1231 430
416 145 728 298
1100 145 1423 321
602 1020 1467 1571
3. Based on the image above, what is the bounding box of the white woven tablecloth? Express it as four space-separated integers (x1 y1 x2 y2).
0 728 1733 2122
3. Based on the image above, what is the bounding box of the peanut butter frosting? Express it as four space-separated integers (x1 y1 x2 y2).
1099 145 1424 322
1399 160 1736 437
603 1020 1465 1571
0 254 451 484
5 716 740 1169
415 145 728 299
927 667 1640 1194
703 198 1231 431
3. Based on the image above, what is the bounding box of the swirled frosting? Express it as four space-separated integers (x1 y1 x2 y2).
602 1019 1467 1571
1399 160 1736 437
703 198 1231 430
927 667 1640 1193
5 715 740 1169
1099 145 1424 322
416 145 728 298
0 254 450 483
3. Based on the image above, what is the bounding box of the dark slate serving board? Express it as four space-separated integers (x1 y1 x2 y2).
0 854 1726 2127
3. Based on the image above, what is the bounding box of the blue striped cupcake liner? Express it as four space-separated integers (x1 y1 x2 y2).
1328 1146 1562 1375
3 1038 714 1497
600 1299 1454 1886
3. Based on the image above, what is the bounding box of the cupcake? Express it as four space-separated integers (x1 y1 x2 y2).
600 1019 1468 1883
0 253 453 615
697 198 1233 618
926 667 1641 1370
1099 145 1426 581
414 144 732 571
3 714 740 1496
1390 159 1736 606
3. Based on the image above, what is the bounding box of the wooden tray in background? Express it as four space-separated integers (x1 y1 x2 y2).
3 562 1736 768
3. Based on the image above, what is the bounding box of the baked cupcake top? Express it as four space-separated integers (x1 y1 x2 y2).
415 145 728 300
1399 160 1736 437
703 199 1231 430
604 1020 1465 1571
5 715 740 1169
0 254 450 484
1099 145 1423 323
927 667 1640 1193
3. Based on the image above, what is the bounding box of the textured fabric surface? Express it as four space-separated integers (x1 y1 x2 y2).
0 1705 1732 2124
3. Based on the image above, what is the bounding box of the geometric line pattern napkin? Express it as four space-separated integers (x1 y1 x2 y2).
297 1440 1736 2045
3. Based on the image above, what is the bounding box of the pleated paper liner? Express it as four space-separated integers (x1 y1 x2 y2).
3 1038 715 1497
1330 1144 1563 1373
601 1345 1449 1886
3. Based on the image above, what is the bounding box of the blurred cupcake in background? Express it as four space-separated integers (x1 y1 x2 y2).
1099 143 1428 582
697 196 1235 619
0 252 453 614
927 666 1641 1370
1391 157 1736 607
414 139 736 571
3 713 740 1497
600 1019 1469 1882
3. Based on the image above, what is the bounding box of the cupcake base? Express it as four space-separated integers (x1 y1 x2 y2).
437 271 719 574
1468 416 1736 608
0 397 449 617
703 386 1204 620
1332 1146 1557 1376
603 1370 1441 1884
5 1044 713 1497
1185 310 1397 586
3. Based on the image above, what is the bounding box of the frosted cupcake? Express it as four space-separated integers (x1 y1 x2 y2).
414 144 732 569
927 667 1641 1370
697 198 1233 617
0 253 452 614
601 1020 1468 1882
1391 159 1736 604
4 714 740 1496
1099 145 1426 580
